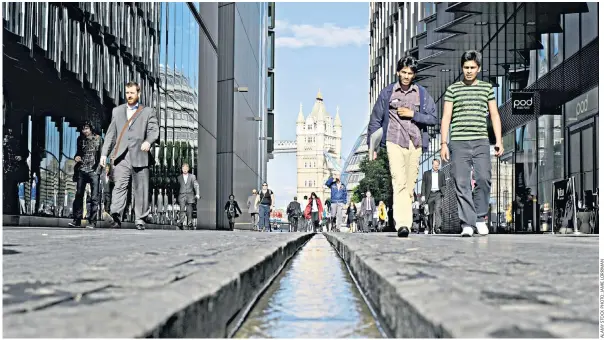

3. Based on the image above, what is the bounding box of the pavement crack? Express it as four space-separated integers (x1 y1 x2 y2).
170 259 194 268
4 284 115 315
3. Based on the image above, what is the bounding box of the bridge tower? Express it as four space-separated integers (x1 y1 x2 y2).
272 90 343 203
295 90 342 202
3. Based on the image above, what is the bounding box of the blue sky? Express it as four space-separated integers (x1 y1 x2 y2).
268 2 369 208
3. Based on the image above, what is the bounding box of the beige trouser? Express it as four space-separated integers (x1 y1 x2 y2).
386 140 422 231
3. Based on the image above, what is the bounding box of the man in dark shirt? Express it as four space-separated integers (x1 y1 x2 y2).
257 182 275 232
287 196 302 232
69 122 102 228
421 159 446 234
367 55 438 237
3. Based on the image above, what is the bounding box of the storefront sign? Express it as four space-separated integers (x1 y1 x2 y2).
512 92 535 115
565 86 598 123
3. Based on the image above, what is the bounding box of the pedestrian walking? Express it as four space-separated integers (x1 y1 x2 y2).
440 50 503 237
377 201 387 231
325 176 347 231
286 196 302 232
68 121 102 228
360 191 376 232
346 202 357 232
421 159 446 234
177 163 200 230
304 192 323 233
18 182 26 215
257 182 275 232
30 173 38 215
100 81 159 230
247 189 260 231
367 55 438 238
224 194 242 231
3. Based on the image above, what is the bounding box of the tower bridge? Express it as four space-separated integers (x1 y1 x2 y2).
272 90 343 201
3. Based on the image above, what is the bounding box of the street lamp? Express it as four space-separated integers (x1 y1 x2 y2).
259 137 273 141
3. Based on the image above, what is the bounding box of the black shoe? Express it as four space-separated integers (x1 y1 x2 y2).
86 222 96 229
110 213 122 228
68 220 81 228
136 224 145 230
397 227 410 238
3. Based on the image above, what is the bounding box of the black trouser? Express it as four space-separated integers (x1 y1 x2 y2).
73 170 100 223
311 212 320 231
103 185 113 213
427 191 442 232
288 215 298 232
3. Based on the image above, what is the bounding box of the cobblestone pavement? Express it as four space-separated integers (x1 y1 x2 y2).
3 227 312 338
324 233 599 338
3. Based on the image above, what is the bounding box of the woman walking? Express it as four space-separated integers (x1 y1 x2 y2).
304 192 323 233
346 202 358 232
224 194 242 231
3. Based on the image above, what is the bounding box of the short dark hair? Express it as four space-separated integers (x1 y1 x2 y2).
396 55 418 73
182 163 189 168
433 159 440 164
461 50 482 68
82 121 93 131
125 81 140 92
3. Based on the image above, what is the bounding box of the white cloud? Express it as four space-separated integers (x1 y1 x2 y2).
275 19 369 49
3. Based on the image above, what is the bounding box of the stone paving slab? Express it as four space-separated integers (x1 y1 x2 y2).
3 228 313 338
3 215 257 230
324 233 599 338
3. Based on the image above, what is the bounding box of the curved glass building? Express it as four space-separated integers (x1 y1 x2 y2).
341 124 369 198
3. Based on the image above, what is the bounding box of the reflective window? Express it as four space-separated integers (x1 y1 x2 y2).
582 3 598 46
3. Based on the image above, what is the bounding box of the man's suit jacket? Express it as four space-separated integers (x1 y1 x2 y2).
360 197 376 214
178 174 199 204
101 103 159 168
422 170 446 198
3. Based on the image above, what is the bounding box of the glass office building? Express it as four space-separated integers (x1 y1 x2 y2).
364 2 598 233
2 2 275 230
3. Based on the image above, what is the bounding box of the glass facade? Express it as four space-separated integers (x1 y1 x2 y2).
366 2 598 233
3 2 273 229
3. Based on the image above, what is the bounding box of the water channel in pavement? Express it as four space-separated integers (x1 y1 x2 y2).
232 233 385 338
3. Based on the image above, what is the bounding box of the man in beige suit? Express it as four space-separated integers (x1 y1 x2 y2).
177 163 200 230
100 81 159 230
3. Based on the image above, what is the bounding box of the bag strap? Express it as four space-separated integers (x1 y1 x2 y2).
112 105 144 161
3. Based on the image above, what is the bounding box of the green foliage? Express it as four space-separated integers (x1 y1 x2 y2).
353 148 393 207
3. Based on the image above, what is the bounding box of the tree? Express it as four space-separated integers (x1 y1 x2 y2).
353 148 393 208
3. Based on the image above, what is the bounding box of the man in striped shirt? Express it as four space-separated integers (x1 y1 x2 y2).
440 50 504 237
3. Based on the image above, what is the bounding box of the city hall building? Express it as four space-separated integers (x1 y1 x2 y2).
344 2 598 233
2 2 276 230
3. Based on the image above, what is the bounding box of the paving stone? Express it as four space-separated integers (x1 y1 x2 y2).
324 233 598 338
3 228 313 338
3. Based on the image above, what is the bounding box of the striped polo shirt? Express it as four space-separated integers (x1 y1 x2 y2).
444 79 495 141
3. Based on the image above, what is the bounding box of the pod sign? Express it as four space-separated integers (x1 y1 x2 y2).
512 92 534 115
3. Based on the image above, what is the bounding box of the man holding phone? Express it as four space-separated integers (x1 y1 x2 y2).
367 55 438 237
440 50 504 237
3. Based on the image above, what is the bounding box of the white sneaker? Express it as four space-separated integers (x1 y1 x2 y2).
461 226 474 237
476 222 489 236
424 230 429 234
